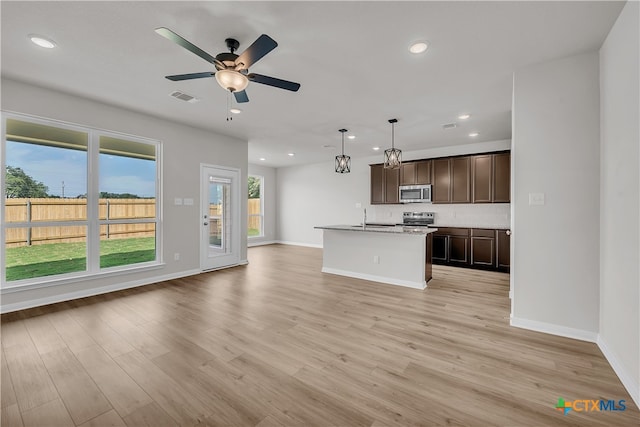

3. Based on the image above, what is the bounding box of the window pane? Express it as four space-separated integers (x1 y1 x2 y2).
5 226 87 281
248 175 263 237
99 136 156 201
5 119 88 222
100 223 156 268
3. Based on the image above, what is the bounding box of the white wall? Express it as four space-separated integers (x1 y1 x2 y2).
1 78 248 312
599 0 639 406
276 140 511 247
511 52 601 339
248 163 277 245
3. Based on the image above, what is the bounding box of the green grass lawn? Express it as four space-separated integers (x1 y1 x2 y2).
5 237 156 281
248 228 261 237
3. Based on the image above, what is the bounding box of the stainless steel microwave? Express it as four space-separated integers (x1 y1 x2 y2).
399 184 432 203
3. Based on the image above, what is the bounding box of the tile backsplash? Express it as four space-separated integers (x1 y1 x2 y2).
370 203 511 229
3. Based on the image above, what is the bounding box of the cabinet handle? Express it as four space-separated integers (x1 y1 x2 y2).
506 230 511 236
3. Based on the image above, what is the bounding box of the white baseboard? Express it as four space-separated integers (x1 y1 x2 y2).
597 335 640 409
1 268 201 314
321 267 426 290
275 240 323 248
248 240 278 247
510 316 598 342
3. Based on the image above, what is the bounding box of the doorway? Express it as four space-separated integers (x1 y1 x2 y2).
200 164 240 271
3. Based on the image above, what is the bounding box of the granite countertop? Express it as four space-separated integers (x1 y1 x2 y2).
431 223 510 230
315 225 437 235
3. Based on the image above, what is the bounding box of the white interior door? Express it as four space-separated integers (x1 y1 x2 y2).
200 165 240 270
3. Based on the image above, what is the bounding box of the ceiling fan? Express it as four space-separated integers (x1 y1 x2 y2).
155 27 300 103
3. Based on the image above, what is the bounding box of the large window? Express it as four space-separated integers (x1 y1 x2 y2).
2 114 161 286
248 175 263 238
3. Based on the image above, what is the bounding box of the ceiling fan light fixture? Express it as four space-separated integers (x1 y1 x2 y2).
215 69 249 92
335 129 351 174
384 119 402 169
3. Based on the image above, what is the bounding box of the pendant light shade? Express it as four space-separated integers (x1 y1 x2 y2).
335 129 351 173
384 118 401 169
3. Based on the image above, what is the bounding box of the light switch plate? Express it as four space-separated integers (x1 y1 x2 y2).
174 198 183 205
355 202 362 208
529 193 545 205
183 198 194 206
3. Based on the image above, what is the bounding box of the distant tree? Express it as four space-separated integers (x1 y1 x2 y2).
5 166 49 198
99 192 141 199
248 176 260 199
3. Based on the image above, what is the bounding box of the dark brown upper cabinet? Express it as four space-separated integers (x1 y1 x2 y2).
432 158 451 203
472 152 510 203
370 164 385 204
472 154 493 203
400 160 432 186
400 162 416 186
370 164 400 204
493 152 510 203
451 156 471 203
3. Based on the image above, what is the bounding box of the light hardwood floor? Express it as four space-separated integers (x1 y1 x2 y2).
1 244 638 426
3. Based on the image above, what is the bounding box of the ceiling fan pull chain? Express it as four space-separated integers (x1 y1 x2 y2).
226 92 232 121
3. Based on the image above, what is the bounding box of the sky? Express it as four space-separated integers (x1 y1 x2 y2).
6 141 156 198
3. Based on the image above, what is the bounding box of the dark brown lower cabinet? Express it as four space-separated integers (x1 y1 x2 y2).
432 228 469 266
433 227 509 272
471 229 496 269
496 229 511 272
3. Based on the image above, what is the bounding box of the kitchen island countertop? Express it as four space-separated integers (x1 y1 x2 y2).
314 224 437 235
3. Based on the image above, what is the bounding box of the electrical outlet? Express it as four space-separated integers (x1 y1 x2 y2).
529 193 545 205
373 255 380 264
174 253 180 261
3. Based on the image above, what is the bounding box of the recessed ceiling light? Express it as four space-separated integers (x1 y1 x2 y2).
230 108 242 114
347 135 356 140
287 152 295 157
458 114 471 120
372 147 380 151
408 41 429 54
469 132 479 137
29 34 57 49
259 157 266 161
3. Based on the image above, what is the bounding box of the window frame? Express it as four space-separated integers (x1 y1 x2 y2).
247 174 264 239
1 111 163 289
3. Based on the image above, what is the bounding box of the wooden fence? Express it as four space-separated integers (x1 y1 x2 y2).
5 197 262 247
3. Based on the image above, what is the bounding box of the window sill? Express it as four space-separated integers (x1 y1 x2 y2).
1 262 166 294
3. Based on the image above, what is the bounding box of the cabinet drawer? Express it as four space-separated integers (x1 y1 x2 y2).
434 227 469 236
471 228 494 238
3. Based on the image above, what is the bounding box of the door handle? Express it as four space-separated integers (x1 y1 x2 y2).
204 222 209 226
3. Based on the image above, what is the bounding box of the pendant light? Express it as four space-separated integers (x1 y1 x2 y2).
384 118 401 169
335 129 351 173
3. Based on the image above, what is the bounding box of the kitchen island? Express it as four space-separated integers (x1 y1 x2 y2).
314 225 437 289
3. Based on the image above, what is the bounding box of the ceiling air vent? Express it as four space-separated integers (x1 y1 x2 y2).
169 91 199 103
442 123 457 130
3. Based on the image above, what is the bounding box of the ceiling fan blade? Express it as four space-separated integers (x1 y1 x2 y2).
234 90 249 103
235 34 277 69
155 27 223 68
248 73 301 92
166 72 215 81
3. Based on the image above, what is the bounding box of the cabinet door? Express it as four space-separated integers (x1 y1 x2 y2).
400 162 416 185
451 156 471 203
472 155 493 203
432 159 451 203
449 236 469 265
496 229 510 272
493 153 510 203
384 167 400 204
432 234 448 263
370 165 384 204
471 237 495 267
416 160 432 185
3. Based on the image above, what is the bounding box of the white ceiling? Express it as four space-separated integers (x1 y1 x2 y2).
1 1 624 167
